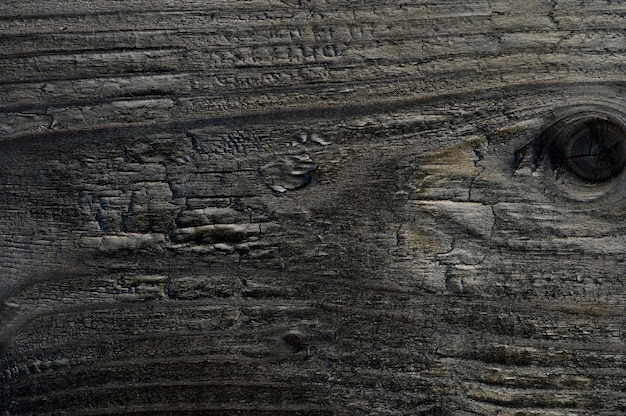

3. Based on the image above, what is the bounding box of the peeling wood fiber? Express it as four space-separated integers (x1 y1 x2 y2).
0 1 625 415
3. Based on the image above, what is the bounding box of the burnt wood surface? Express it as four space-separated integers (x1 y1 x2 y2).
1 1 625 415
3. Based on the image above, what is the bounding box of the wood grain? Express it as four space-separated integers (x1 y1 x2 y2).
1 1 624 415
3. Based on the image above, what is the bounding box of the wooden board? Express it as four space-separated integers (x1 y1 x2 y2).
0 1 624 415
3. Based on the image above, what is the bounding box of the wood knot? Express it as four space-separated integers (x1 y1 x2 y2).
283 332 304 352
549 118 626 183
518 110 626 201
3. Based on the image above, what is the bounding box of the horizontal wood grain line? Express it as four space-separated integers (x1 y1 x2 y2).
1 79 624 144
464 385 616 410
460 398 599 416
1 54 622 107
1 35 622 75
6 379 364 402
3 16 622 41
0 0 509 19
0 61 622 106
39 405 334 416
1 32 623 59
19 401 334 416
1 0 624 19
2 299 620 364
0 9 212 21
1 67 621 114
0 46 189 61
0 70 193 86
1 52 622 94
0 16 623 45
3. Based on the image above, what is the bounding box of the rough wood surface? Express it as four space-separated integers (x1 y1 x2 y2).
1 1 624 415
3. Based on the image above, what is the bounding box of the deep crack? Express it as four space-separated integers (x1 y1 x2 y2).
549 0 560 29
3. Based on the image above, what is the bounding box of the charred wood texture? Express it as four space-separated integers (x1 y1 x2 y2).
1 1 625 415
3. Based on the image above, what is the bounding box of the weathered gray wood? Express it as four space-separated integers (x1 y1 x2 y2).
1 1 624 415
